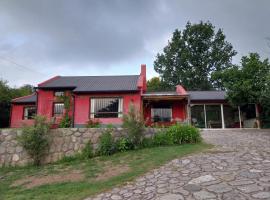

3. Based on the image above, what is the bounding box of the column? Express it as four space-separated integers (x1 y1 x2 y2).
203 104 207 128
221 104 225 129
238 106 242 129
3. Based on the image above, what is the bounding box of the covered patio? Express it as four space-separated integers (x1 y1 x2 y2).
188 91 260 129
142 91 188 126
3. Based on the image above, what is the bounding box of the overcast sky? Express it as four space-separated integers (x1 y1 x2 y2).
0 0 269 87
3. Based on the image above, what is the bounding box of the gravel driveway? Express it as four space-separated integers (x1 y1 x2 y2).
86 129 270 200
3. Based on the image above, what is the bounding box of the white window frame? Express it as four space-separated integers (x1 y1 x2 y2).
90 97 123 118
23 106 36 120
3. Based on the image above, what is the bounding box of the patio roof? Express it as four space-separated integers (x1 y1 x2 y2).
142 91 188 100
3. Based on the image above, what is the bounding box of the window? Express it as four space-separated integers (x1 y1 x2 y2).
54 91 64 97
90 98 123 118
23 106 36 120
53 103 64 116
151 105 172 122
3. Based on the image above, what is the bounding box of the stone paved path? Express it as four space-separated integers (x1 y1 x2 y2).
85 129 270 200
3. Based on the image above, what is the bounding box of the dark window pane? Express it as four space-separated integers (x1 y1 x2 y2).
54 103 64 116
24 106 36 120
191 105 205 128
151 108 172 122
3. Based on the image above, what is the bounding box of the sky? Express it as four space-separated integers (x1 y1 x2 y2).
0 0 269 87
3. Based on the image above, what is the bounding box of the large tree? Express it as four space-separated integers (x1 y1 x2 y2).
213 53 270 127
0 80 34 128
147 77 166 92
154 21 237 90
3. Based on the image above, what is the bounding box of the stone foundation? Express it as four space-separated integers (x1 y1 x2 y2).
0 128 158 166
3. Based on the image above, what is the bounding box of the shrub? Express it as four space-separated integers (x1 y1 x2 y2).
116 137 133 152
166 124 202 144
86 119 101 128
98 129 115 156
153 131 172 146
81 141 94 159
17 116 50 166
140 137 154 148
59 114 72 128
122 104 144 147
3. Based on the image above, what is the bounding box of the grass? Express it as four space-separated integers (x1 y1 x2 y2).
0 143 211 200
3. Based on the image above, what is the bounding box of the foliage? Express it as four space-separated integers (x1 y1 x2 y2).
115 137 133 152
166 124 202 144
147 77 166 92
153 131 172 146
86 119 101 128
57 94 71 111
97 129 116 156
212 53 270 127
140 137 154 148
154 21 236 90
59 114 72 128
0 80 34 128
81 141 94 159
17 116 50 166
122 104 145 147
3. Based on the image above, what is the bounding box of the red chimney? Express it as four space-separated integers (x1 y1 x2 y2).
176 85 187 95
137 64 147 92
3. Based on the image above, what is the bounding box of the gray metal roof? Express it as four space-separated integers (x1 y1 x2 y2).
38 75 140 92
12 94 37 103
188 91 226 100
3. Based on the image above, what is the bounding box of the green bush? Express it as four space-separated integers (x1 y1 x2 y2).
59 114 72 128
153 131 172 146
122 104 145 147
81 141 94 159
116 137 133 152
17 116 50 166
141 137 154 148
98 129 116 156
86 119 101 128
166 124 202 144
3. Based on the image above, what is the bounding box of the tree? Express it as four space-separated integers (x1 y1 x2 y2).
154 21 237 90
147 77 163 91
214 53 270 127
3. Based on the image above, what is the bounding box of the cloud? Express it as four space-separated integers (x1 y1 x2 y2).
0 0 269 86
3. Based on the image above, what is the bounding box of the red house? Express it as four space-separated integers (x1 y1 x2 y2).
10 65 259 129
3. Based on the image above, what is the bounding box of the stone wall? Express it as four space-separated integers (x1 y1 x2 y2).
0 128 158 167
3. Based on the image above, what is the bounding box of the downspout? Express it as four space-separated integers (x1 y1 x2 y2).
187 95 191 125
35 89 39 117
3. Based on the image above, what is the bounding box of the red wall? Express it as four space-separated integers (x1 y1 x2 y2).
37 90 54 118
10 104 35 128
74 92 142 126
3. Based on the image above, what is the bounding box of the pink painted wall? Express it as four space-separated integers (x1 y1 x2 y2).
74 92 142 126
10 104 35 128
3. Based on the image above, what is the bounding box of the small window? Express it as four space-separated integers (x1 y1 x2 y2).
90 98 123 118
151 105 172 122
54 91 64 97
53 103 64 116
23 106 36 120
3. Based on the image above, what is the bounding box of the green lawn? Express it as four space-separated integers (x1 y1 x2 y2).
0 143 211 200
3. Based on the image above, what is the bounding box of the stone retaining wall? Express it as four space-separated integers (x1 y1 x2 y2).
0 128 158 167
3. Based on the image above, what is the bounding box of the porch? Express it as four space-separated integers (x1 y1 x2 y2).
142 91 188 126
